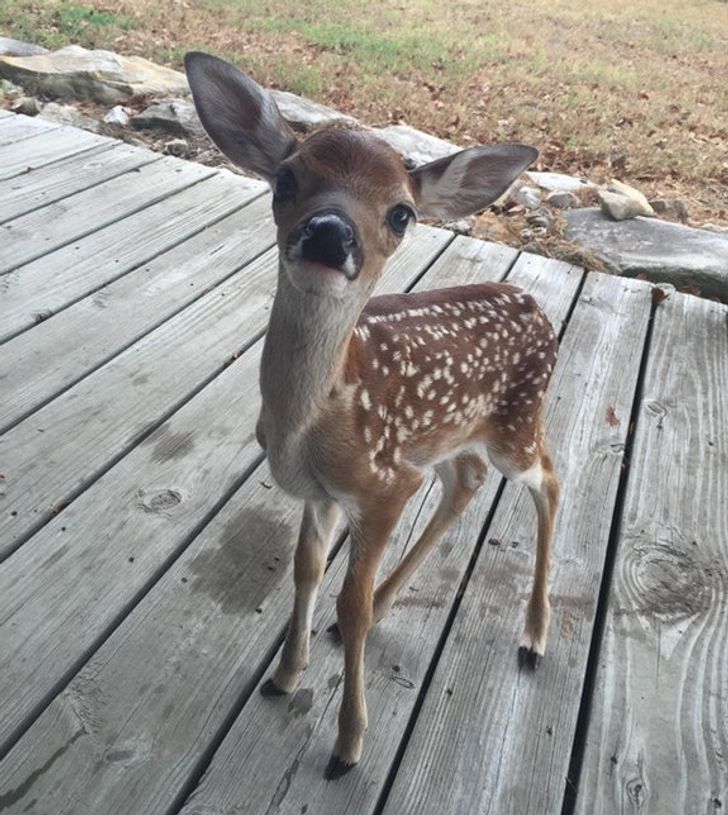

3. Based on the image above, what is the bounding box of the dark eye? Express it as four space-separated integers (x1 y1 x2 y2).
387 204 415 236
273 166 296 201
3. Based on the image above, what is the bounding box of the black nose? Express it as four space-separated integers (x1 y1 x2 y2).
299 212 358 271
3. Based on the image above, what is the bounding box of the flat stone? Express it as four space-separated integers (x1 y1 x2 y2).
132 97 204 138
103 104 130 126
0 37 49 57
546 190 579 209
566 208 728 299
38 101 98 131
526 170 595 193
269 89 355 132
372 124 459 167
510 185 541 209
0 45 188 105
10 95 42 116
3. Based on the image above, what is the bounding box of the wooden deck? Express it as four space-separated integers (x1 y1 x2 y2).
0 111 726 815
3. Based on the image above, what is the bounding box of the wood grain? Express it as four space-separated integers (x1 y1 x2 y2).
0 114 62 146
381 273 653 815
0 194 276 429
0 142 159 222
0 155 215 273
575 293 728 815
0 125 111 181
0 171 266 342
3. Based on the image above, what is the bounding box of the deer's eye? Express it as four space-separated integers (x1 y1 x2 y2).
387 204 415 236
273 166 296 201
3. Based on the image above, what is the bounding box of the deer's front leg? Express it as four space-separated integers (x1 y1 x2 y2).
261 499 340 695
326 484 418 779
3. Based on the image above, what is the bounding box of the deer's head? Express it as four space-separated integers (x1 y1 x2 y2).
185 53 537 301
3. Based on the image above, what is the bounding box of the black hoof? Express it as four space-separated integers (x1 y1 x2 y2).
518 646 543 671
324 754 356 780
260 678 287 696
327 622 341 643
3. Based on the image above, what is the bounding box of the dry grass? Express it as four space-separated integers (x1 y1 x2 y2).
2 0 728 224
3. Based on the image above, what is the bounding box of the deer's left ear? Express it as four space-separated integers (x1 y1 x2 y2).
410 144 538 219
185 51 297 182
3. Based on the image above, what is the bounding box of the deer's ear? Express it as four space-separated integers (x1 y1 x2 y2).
185 52 297 182
410 144 538 219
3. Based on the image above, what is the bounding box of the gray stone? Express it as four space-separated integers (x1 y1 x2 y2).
0 45 189 104
0 37 49 58
372 124 459 167
649 197 688 223
598 185 654 221
38 101 98 131
525 207 554 231
511 185 541 209
132 98 204 138
546 190 579 209
526 170 595 193
10 95 42 116
269 89 356 132
103 104 130 126
565 208 728 299
0 78 24 100
163 138 190 157
438 217 473 236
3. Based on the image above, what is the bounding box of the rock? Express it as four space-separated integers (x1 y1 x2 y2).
0 45 188 105
511 185 541 209
103 104 130 126
163 138 190 157
649 197 688 223
372 124 459 167
546 190 579 209
38 101 98 130
10 95 41 116
565 208 728 300
525 207 554 231
598 180 654 221
606 179 654 215
269 89 356 132
132 98 204 138
0 78 24 100
526 171 595 193
0 37 49 58
438 217 473 236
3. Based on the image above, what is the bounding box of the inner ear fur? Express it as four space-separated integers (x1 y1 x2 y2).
410 144 538 219
184 51 297 181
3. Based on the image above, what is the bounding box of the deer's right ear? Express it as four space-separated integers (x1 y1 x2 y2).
185 52 297 182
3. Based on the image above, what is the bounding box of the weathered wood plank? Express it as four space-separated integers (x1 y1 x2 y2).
0 155 216 273
575 294 728 815
0 114 61 146
0 171 266 343
0 194 275 430
0 234 521 815
0 225 451 752
0 124 111 181
380 273 653 815
170 252 584 815
0 142 160 222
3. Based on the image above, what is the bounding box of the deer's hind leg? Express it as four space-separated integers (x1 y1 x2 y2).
487 434 559 669
372 452 488 623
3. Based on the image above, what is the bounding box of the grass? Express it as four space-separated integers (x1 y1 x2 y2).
1 0 727 223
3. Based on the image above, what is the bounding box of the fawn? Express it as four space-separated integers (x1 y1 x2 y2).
186 52 560 779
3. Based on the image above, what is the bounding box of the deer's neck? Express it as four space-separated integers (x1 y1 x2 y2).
260 269 363 437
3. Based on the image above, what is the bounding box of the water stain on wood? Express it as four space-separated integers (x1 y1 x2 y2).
151 429 195 463
287 688 314 718
187 506 292 614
